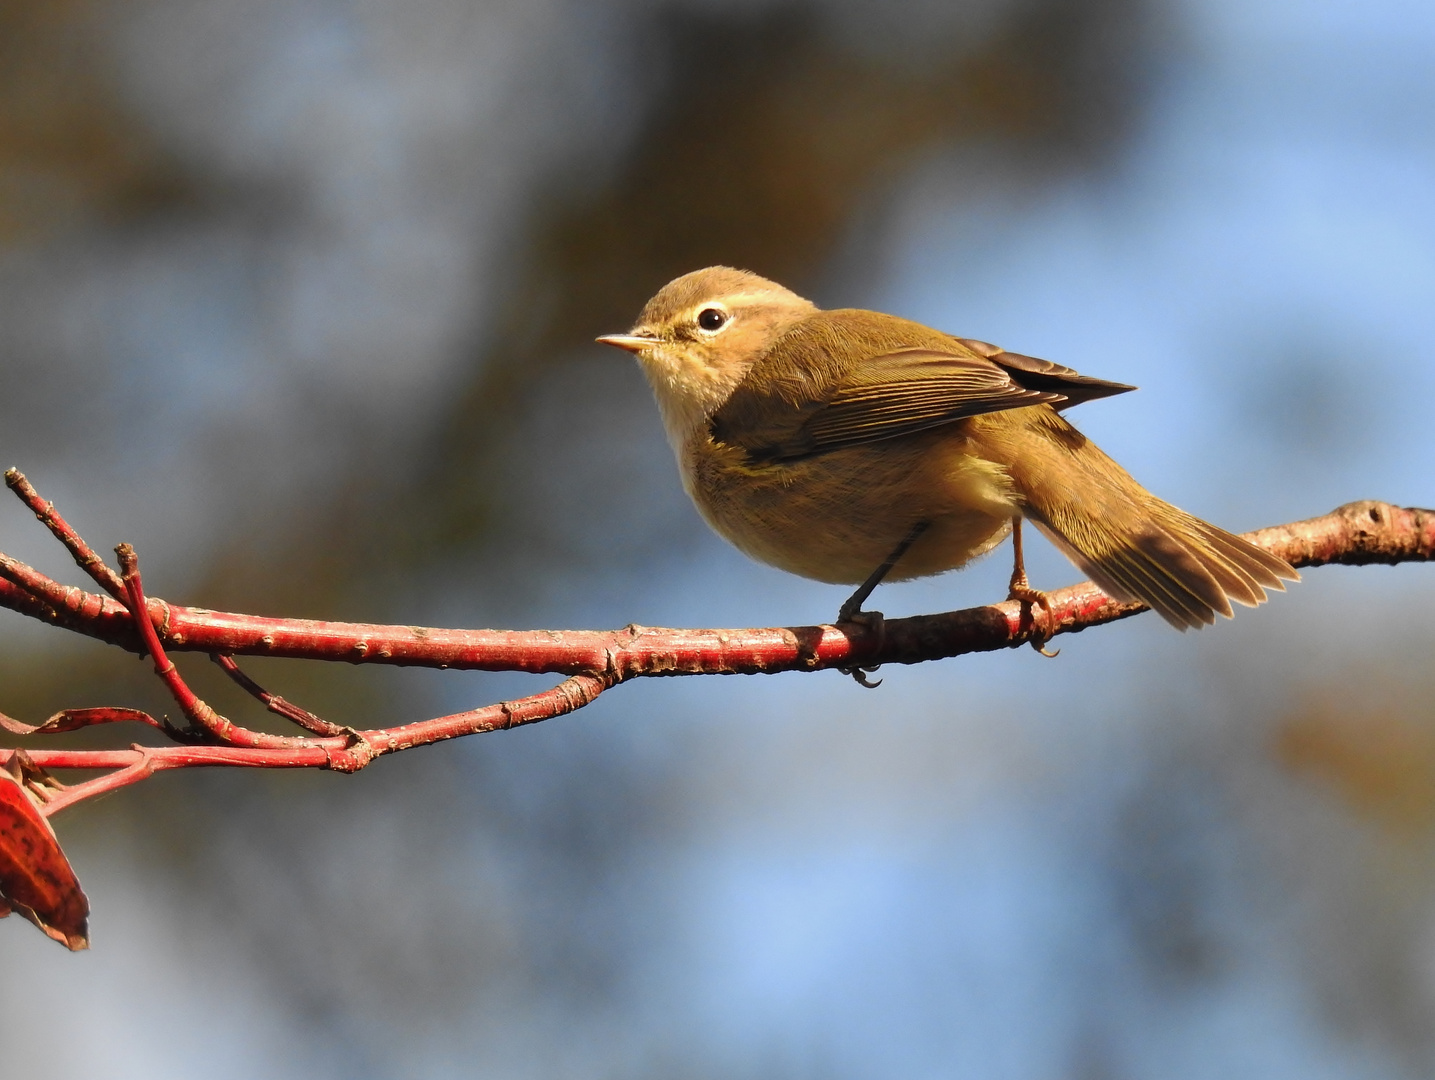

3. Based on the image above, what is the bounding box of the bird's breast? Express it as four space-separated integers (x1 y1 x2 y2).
679 426 1020 584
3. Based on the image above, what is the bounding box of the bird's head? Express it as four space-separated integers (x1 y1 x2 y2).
598 266 816 446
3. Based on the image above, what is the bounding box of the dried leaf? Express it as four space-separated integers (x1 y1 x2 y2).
0 762 89 950
0 706 158 736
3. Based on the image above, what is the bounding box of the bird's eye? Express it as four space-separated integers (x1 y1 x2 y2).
696 307 728 332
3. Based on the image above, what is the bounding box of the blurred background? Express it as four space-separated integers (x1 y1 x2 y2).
0 0 1432 1075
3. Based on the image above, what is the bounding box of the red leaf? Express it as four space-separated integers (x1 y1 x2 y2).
0 766 89 950
0 706 158 736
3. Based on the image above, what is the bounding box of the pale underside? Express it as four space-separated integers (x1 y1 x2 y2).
684 419 1020 585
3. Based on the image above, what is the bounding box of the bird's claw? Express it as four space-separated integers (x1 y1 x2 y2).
839 664 883 689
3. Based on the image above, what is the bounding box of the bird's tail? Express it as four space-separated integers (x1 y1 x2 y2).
988 410 1298 629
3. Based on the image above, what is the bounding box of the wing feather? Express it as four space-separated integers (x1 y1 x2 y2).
715 348 1060 462
708 313 1136 463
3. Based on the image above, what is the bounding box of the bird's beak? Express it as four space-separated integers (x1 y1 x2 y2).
596 333 655 353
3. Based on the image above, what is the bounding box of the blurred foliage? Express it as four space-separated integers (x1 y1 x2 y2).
1279 675 1435 839
0 0 194 239
1270 659 1435 1069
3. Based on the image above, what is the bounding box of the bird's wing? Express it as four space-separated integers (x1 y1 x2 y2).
803 348 1065 450
953 339 1136 410
713 346 1063 463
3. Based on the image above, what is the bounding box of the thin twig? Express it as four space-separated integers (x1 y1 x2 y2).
210 654 347 737
2 671 616 809
5 469 125 600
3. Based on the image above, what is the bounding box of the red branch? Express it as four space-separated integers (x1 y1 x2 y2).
18 672 611 815
0 465 1432 819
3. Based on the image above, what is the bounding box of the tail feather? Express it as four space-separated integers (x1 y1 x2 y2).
1036 519 1225 629
1147 504 1298 604
997 410 1299 630
1032 504 1294 630
1181 526 1267 607
1167 528 1257 609
1188 517 1295 592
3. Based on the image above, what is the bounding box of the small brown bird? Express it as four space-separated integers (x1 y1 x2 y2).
598 266 1296 631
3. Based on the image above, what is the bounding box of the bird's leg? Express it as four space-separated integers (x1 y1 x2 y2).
837 521 929 688
837 520 930 625
1006 516 1058 657
1005 517 1050 609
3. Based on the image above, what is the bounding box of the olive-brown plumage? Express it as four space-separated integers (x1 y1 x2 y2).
598 266 1297 629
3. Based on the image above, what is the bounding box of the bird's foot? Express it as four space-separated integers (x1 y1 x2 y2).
837 603 884 630
836 608 886 688
1007 579 1058 657
1006 581 1051 611
1005 517 1058 656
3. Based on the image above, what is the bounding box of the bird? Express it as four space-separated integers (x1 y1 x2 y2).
598 266 1296 636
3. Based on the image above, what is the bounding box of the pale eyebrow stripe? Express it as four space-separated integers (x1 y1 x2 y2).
682 291 790 319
